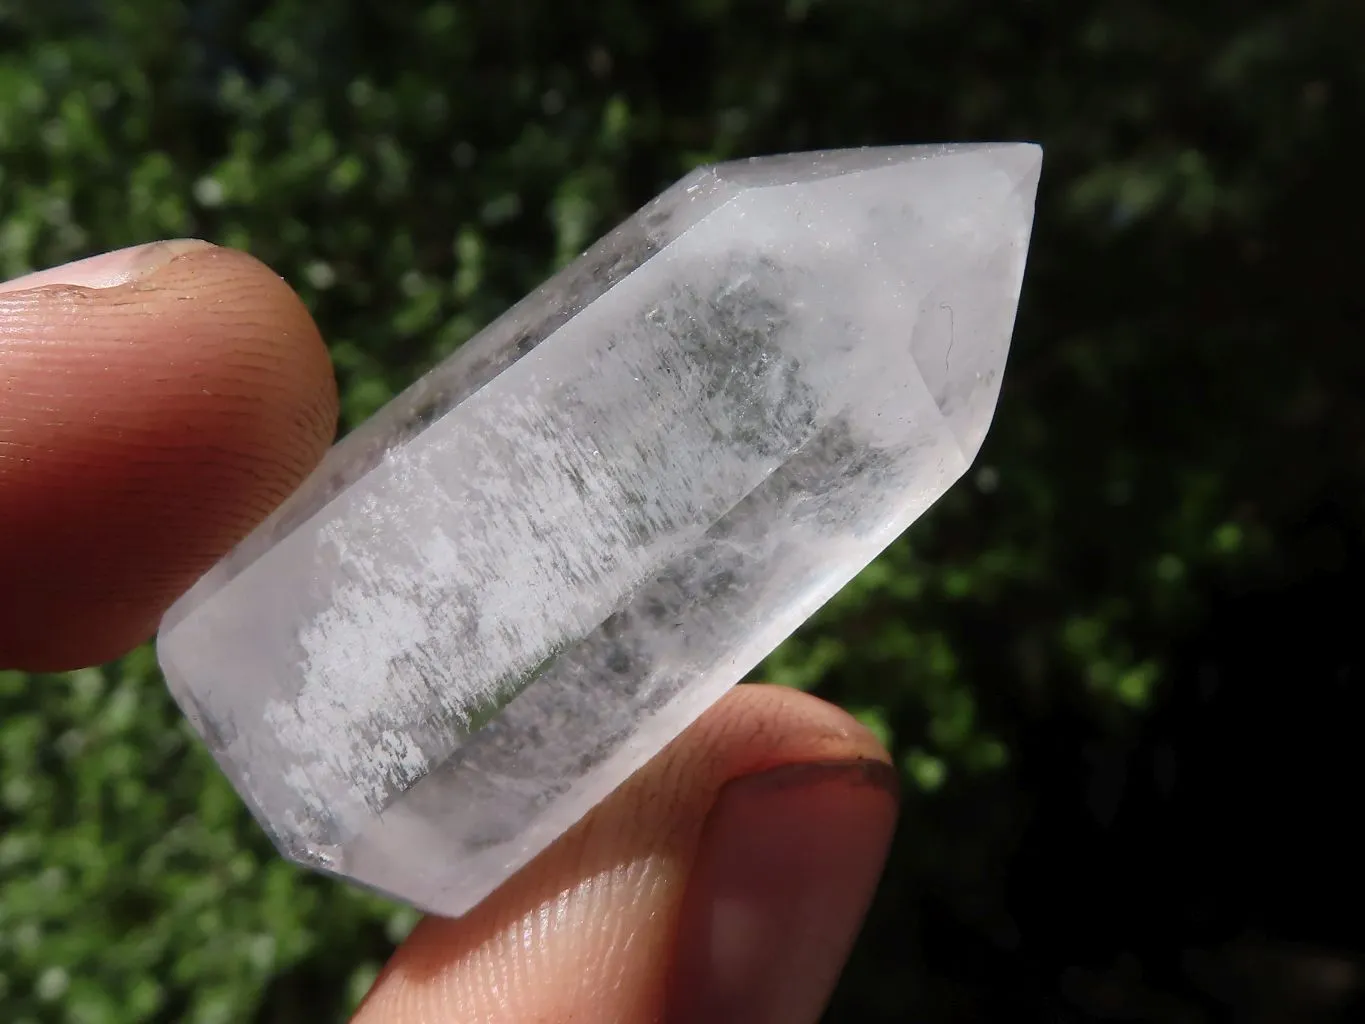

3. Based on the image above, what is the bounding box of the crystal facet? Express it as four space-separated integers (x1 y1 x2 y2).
157 143 1041 916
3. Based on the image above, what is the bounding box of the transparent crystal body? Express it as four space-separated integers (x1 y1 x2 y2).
157 143 1041 916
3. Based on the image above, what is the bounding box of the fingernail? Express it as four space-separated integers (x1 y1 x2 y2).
666 759 900 1024
0 239 213 295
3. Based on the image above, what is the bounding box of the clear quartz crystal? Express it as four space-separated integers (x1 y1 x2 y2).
157 143 1041 916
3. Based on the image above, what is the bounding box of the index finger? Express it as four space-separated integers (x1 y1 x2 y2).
0 241 338 670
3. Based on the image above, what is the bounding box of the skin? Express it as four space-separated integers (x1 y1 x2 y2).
0 241 899 1024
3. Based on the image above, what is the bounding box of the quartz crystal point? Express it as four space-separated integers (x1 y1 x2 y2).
157 143 1041 916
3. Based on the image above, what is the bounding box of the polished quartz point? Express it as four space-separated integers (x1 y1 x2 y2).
157 143 1042 916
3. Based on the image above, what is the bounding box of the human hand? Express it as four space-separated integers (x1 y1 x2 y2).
0 241 898 1024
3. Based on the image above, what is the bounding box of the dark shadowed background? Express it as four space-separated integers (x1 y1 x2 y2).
2 0 1362 1020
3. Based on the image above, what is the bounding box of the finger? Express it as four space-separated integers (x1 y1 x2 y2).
354 684 899 1024
0 241 338 670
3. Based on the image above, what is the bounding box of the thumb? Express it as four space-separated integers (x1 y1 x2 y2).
354 684 898 1024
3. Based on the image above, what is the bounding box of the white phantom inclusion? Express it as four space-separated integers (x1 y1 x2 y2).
157 143 1042 916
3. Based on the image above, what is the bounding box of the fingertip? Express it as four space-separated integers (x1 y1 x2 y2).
0 244 338 670
353 685 897 1024
665 757 899 1024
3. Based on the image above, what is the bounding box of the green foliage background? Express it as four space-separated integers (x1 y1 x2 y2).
2 1 1362 1021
